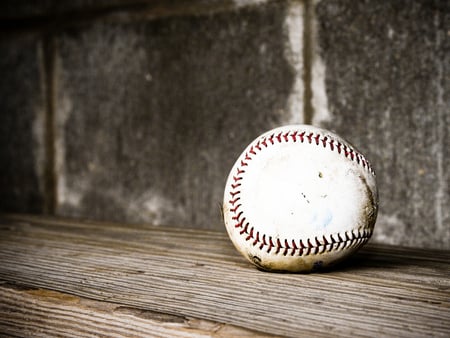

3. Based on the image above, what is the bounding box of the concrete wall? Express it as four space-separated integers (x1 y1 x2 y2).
1 0 448 249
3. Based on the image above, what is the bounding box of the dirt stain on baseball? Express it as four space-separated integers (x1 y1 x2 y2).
358 174 378 228
250 255 264 269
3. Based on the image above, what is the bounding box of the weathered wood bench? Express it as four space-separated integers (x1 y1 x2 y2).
0 214 448 337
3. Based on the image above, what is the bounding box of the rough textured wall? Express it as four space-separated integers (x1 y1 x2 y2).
0 36 47 213
313 0 449 248
54 2 299 227
0 0 448 249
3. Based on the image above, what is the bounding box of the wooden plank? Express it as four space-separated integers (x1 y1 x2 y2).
0 284 270 337
0 214 449 337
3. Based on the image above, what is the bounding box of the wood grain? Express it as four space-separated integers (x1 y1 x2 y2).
0 214 449 337
0 284 270 337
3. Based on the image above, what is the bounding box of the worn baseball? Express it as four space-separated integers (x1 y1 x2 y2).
223 125 378 272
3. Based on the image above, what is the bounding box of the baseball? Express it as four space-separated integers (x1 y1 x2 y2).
223 125 378 272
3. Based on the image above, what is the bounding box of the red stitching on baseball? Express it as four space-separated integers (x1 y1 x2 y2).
329 139 335 151
314 134 320 145
276 132 282 143
259 236 265 250
246 227 254 241
291 131 298 142
230 204 241 213
275 241 281 254
229 191 240 198
291 240 298 256
253 231 260 246
267 236 274 253
229 197 240 205
315 237 321 247
255 141 261 151
240 222 249 234
235 216 245 226
345 231 351 241
299 131 305 142
227 128 375 257
232 211 243 221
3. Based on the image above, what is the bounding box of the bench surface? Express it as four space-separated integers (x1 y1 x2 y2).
0 214 449 337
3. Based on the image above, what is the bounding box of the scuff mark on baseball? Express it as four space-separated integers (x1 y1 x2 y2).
223 124 378 273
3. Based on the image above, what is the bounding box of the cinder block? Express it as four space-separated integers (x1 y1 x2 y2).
54 2 302 228
313 0 449 248
0 36 46 213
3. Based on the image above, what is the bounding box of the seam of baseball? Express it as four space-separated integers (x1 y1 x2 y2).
228 128 375 256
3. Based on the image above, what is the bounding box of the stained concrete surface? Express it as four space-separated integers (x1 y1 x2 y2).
0 35 46 213
314 0 449 248
0 0 448 249
54 2 297 228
